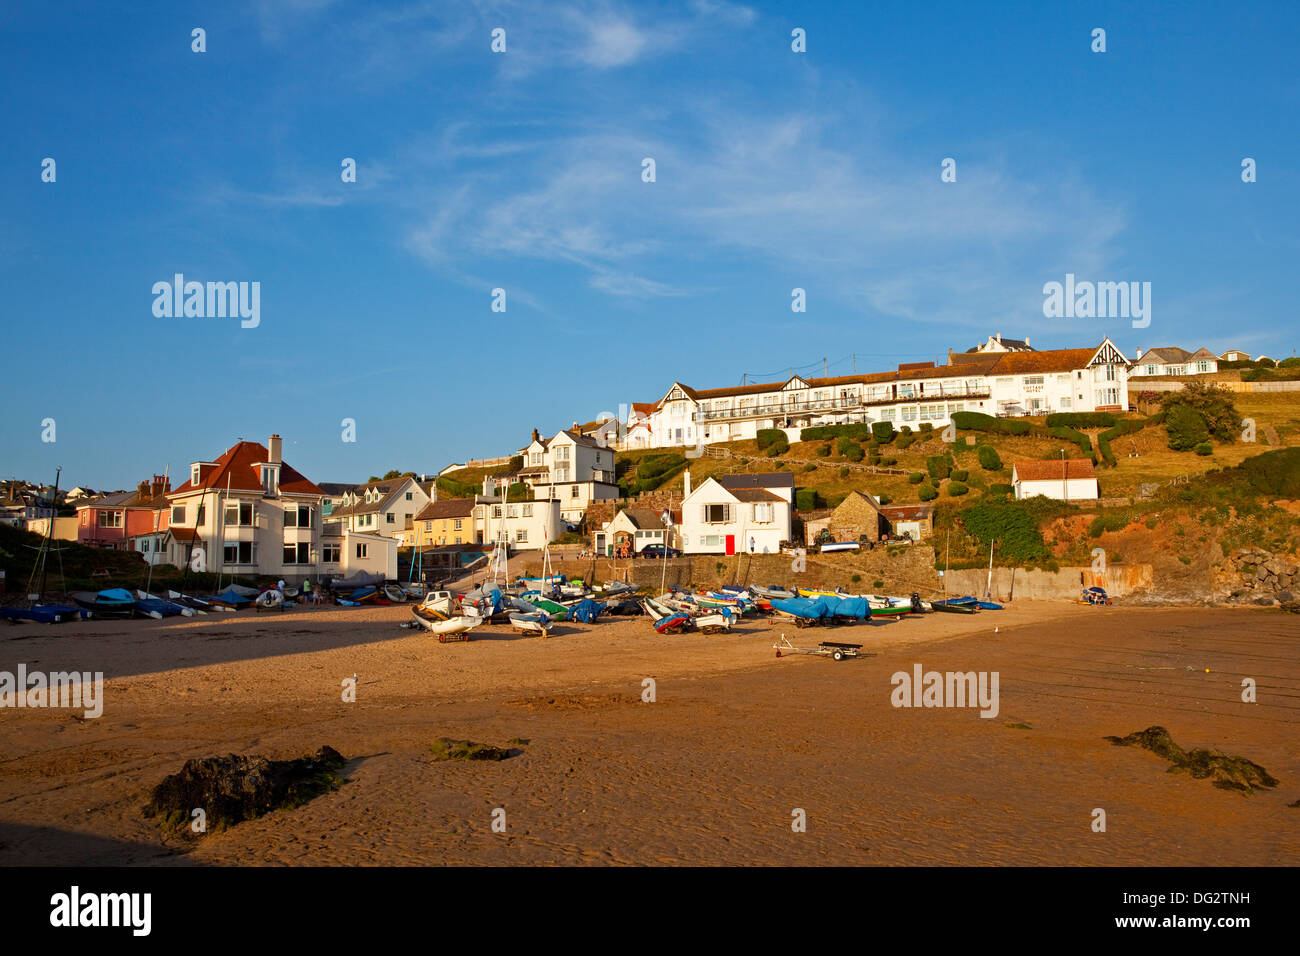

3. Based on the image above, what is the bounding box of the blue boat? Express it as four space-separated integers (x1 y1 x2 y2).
770 597 831 620
568 599 606 624
0 605 89 624
208 586 253 609
71 588 137 617
134 596 187 619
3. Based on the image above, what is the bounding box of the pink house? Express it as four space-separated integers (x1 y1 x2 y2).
76 476 171 550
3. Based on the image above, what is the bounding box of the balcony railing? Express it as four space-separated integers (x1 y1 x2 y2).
693 386 992 421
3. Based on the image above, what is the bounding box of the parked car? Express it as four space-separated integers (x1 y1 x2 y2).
640 544 682 559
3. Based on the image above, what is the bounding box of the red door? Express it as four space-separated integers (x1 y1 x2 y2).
725 535 735 556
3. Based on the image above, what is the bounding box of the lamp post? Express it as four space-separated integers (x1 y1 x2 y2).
660 508 671 595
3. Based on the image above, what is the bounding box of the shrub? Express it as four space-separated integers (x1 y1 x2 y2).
1194 442 1213 456
988 483 1014 496
816 444 832 457
958 499 1053 563
1238 447 1300 497
899 425 912 434
1045 412 1118 429
917 484 938 502
756 428 785 450
926 454 953 480
877 494 892 506
802 423 873 442
977 445 1003 471
896 432 916 450
851 574 861 584
919 422 934 434
1159 381 1241 441
951 411 1031 436
802 463 818 472
947 482 969 496
795 489 818 511
1166 404 1210 451
871 421 895 444
908 472 924 484
950 469 968 482
508 455 524 472
839 466 850 479
1087 513 1129 538
766 441 787 457
880 456 897 466
843 443 864 462
1047 425 1092 455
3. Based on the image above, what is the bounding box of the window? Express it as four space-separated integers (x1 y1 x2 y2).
223 541 253 564
1197 361 1210 373
454 536 461 544
1105 365 1116 381
516 529 528 544
1024 376 1044 386
1096 387 1120 406
522 504 533 517
705 504 730 523
453 518 463 530
405 492 413 501
282 542 311 565
492 506 502 518
386 513 395 524
947 402 964 415
138 539 150 553
507 505 518 518
97 510 123 528
901 407 918 421
171 506 185 524
753 503 773 523
424 521 432 532
879 408 896 422
898 385 915 399
570 485 580 499
225 502 253 526
1060 396 1072 408
284 505 311 527
197 505 205 525
1146 364 1157 375
323 544 341 563
356 544 368 559
556 446 570 461
261 466 275 496
920 404 943 420
702 535 722 547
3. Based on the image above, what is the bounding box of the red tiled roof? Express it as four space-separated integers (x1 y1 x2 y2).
879 504 934 520
166 527 201 541
414 498 476 521
168 440 323 497
986 348 1098 375
1013 459 1097 481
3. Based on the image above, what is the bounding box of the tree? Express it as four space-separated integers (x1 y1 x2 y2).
508 455 523 472
1165 403 1210 451
1159 381 1239 441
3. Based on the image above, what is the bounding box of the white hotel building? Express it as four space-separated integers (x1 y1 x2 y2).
626 338 1130 449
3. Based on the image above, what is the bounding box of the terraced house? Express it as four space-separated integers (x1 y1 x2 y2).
325 476 432 546
516 427 619 524
628 337 1130 449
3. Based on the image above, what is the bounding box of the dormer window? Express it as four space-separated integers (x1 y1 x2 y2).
261 466 275 496
191 464 200 486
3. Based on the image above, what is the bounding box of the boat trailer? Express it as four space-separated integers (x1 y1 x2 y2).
773 634 864 661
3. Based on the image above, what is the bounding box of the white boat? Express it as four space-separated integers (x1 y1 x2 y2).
411 605 481 640
694 611 733 633
508 612 552 637
819 541 861 553
255 589 285 610
136 590 196 618
419 591 457 617
167 589 228 613
382 584 407 603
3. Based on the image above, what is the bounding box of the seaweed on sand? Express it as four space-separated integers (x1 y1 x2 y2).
1104 726 1278 794
429 737 524 761
144 746 347 836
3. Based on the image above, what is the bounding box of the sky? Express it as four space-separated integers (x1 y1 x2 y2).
2 0 1297 490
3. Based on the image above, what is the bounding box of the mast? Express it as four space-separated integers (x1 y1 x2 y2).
26 466 61 604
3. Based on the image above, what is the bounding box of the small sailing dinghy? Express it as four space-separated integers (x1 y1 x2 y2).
508 611 552 636
411 605 481 642
134 591 192 618
71 588 137 618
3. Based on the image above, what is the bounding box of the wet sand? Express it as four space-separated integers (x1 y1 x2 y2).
0 601 1296 865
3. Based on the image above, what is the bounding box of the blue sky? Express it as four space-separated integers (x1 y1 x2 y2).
2 0 1296 489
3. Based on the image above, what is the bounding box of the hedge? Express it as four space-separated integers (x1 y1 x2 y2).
1195 443 1213 456
950 469 968 482
950 411 1032 436
988 483 1014 496
1047 425 1093 456
756 428 785 450
946 482 969 496
1166 404 1210 451
816 444 831 457
871 421 895 444
795 489 818 511
1239 448 1300 497
896 432 916 450
1097 418 1148 466
926 454 953 480
1045 412 1118 429
802 423 873 442
880 457 897 466
917 484 938 502
977 445 1003 471
908 472 924 484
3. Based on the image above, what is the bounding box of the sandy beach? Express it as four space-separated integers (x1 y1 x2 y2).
0 600 1296 866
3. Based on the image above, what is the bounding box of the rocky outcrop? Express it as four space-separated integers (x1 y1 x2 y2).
1222 547 1299 608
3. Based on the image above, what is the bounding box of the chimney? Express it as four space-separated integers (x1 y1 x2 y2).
137 480 149 497
1023 336 1029 347
572 421 579 431
1135 348 1143 359
268 434 282 464
532 428 540 443
996 332 1001 343
683 469 691 498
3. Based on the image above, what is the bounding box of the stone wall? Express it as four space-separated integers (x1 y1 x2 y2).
1221 547 1298 606
942 564 1154 602
584 489 685 529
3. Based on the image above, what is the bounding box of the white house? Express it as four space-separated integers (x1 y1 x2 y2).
1130 347 1219 377
326 476 431 541
517 428 619 524
1012 459 1099 502
631 339 1131 448
678 471 794 555
164 434 330 582
1219 349 1251 363
475 496 563 551
594 507 680 557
